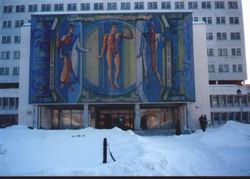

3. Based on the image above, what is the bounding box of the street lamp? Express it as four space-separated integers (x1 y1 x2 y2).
237 89 242 122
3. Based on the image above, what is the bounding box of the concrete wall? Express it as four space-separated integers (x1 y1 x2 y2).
187 22 211 129
18 24 34 127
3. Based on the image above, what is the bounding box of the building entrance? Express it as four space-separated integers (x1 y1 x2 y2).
95 105 134 130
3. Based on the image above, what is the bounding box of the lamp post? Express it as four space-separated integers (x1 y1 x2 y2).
237 89 242 122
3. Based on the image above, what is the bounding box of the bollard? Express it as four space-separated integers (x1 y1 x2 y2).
103 138 107 164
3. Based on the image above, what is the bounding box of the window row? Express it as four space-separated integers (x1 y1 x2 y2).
0 67 20 76
193 16 240 25
2 20 25 28
1 51 20 60
2 1 239 13
0 98 18 110
208 64 242 73
211 112 249 126
210 94 250 108
1 36 22 44
207 48 242 57
206 32 241 41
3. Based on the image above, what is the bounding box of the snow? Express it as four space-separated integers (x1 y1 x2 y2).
0 121 250 176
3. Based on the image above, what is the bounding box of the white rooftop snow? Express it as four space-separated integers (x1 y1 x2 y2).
0 121 250 176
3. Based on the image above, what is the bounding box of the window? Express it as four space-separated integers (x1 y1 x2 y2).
0 67 9 76
94 3 104 10
3 6 13 13
134 2 144 9
28 4 38 12
233 64 242 72
2 21 11 28
16 5 25 12
81 3 90 11
228 1 238 9
211 96 220 107
107 3 117 10
41 4 51 12
13 67 19 76
15 20 24 28
229 17 239 24
208 64 215 73
1 51 11 60
193 17 199 22
207 49 214 56
1 36 11 44
220 96 227 107
148 2 158 9
175 2 184 9
216 17 226 24
206 33 213 40
218 48 228 56
14 36 21 44
161 2 171 9
54 4 64 11
218 64 229 73
202 1 211 9
231 32 241 40
217 32 227 40
188 2 198 9
67 3 77 11
215 1 225 9
13 51 20 59
202 17 212 24
231 48 241 56
227 95 233 107
121 2 131 10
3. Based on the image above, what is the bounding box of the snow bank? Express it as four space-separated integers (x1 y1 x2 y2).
0 121 250 176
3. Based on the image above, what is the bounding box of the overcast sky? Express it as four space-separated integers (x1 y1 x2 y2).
242 0 250 84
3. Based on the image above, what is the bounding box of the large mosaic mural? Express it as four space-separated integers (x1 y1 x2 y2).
29 13 195 103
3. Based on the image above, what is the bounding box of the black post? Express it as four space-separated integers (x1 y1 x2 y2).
103 138 107 164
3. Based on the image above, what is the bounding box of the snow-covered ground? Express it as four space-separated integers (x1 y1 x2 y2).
0 121 250 176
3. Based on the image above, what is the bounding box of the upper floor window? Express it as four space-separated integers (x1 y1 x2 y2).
28 4 38 12
14 36 21 44
134 2 144 9
208 64 215 73
148 2 158 9
218 64 229 73
2 21 11 28
175 2 185 9
13 67 20 76
161 2 171 9
15 20 24 28
202 17 213 24
41 4 51 12
230 32 241 40
94 3 104 10
206 33 213 40
16 5 25 13
218 48 228 56
233 64 242 72
231 48 241 56
54 4 64 11
107 3 117 10
228 1 238 9
67 3 77 11
0 67 9 76
201 1 211 9
188 2 198 9
216 17 226 24
121 2 131 10
13 51 20 59
1 51 11 60
1 36 11 44
230 17 239 24
217 32 227 40
215 1 225 9
207 48 214 56
193 17 199 22
3 6 13 13
81 3 90 11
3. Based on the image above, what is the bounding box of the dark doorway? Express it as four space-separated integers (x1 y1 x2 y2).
95 105 134 130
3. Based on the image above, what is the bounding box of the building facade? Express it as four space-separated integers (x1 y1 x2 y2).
0 0 249 129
